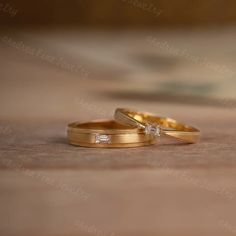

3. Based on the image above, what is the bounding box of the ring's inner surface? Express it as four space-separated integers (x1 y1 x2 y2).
70 120 135 130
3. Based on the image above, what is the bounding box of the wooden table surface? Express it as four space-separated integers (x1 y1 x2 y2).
0 29 236 236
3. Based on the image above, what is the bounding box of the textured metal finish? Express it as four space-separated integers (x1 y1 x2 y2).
67 119 156 148
115 108 200 143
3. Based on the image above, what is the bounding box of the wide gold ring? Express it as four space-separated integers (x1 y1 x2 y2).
114 108 200 143
67 119 156 148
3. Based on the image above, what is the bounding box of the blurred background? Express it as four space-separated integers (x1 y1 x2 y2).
1 0 236 27
0 0 236 120
1 1 236 236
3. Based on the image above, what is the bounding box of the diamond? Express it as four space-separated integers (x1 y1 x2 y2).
144 124 161 137
95 134 111 144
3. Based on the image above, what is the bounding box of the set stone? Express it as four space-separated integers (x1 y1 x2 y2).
144 124 161 136
95 134 111 144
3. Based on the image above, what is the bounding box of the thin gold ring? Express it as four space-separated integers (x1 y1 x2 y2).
67 119 156 148
114 108 200 143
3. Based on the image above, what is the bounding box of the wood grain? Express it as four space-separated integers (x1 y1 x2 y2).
0 29 236 236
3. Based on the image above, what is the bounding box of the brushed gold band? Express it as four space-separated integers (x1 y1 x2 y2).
114 108 200 143
67 120 156 148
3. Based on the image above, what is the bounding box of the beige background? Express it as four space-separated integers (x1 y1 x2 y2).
1 0 236 233
0 28 236 235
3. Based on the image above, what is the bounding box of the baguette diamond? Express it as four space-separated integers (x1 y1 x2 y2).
95 134 111 144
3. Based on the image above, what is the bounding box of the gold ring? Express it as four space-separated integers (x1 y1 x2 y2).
114 108 200 143
67 119 156 148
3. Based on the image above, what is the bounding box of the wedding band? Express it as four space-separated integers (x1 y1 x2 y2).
67 119 156 148
114 108 200 143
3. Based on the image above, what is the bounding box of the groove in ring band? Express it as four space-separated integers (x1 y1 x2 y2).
114 108 200 143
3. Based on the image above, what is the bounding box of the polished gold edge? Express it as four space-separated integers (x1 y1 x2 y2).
68 139 156 148
68 119 145 134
